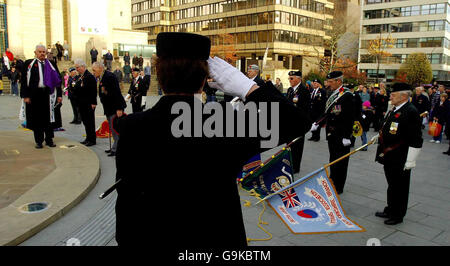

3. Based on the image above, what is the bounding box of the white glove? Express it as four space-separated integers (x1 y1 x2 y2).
310 123 319 132
342 138 351 147
370 134 379 144
404 147 421 170
124 94 131 102
207 57 256 101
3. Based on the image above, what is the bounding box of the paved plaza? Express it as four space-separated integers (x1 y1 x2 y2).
0 94 449 246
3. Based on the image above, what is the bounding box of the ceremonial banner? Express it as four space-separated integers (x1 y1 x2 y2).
240 149 294 199
96 120 111 138
267 168 365 234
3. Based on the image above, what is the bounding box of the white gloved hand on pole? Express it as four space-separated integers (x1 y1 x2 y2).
310 123 319 132
342 138 351 147
370 134 379 144
404 147 421 170
207 56 256 101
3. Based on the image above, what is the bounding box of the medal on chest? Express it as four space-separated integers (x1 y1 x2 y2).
293 95 298 103
389 122 399 134
331 104 341 114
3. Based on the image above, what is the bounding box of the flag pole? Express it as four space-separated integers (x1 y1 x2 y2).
239 135 304 182
255 134 379 205
324 134 379 168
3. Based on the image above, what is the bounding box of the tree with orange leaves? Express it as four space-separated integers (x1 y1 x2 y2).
367 33 396 83
210 34 238 65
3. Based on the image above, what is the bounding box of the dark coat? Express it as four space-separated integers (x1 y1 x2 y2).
142 75 151 95
132 56 139 67
20 59 62 130
252 75 265 87
286 83 311 116
114 82 312 246
431 99 450 126
320 89 355 141
310 88 327 121
376 102 423 166
412 94 431 115
123 55 130 65
90 49 98 59
99 71 127 116
9 70 20 84
76 70 98 106
67 75 79 100
128 76 146 104
138 57 144 67
113 69 123 82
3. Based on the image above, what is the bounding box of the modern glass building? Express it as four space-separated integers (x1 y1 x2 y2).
358 0 450 82
0 0 7 55
131 0 335 79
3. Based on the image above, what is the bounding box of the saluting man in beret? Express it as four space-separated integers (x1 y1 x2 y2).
285 70 311 174
375 83 423 225
113 32 311 247
312 71 355 194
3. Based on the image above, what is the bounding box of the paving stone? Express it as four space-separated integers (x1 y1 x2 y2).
416 215 450 231
431 231 450 246
394 221 443 241
326 217 396 246
382 231 440 246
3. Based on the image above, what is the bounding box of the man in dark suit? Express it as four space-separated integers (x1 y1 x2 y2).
91 62 126 156
90 47 98 64
246 64 265 87
127 68 146 113
20 44 62 149
313 71 355 194
67 67 81 124
308 79 327 141
74 59 98 146
375 83 423 225
285 70 311 174
112 32 312 247
140 70 150 110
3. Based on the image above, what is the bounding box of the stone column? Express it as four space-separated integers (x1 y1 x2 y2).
6 0 24 58
50 0 65 45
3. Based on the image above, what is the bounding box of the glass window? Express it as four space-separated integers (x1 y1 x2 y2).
411 6 420 16
436 3 445 14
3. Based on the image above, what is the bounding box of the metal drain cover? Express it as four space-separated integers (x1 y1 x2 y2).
19 202 50 213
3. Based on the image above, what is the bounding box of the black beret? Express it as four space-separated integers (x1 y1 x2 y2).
157 32 211 60
326 71 343 79
132 67 140 72
391 83 412 92
68 67 76 72
288 70 302 77
312 79 321 84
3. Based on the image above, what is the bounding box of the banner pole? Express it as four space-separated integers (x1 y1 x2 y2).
255 134 379 205
239 135 304 182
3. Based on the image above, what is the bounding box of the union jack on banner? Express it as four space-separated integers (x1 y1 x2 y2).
280 188 301 208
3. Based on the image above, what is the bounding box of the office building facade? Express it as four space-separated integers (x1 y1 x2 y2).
358 0 450 82
132 0 335 82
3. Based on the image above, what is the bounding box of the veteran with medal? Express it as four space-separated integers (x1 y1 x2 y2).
312 71 355 194
375 83 423 225
92 62 127 156
127 67 146 113
285 70 311 174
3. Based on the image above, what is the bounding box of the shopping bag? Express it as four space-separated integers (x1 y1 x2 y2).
428 122 442 137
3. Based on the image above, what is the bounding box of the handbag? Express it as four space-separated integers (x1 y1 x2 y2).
428 121 442 137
